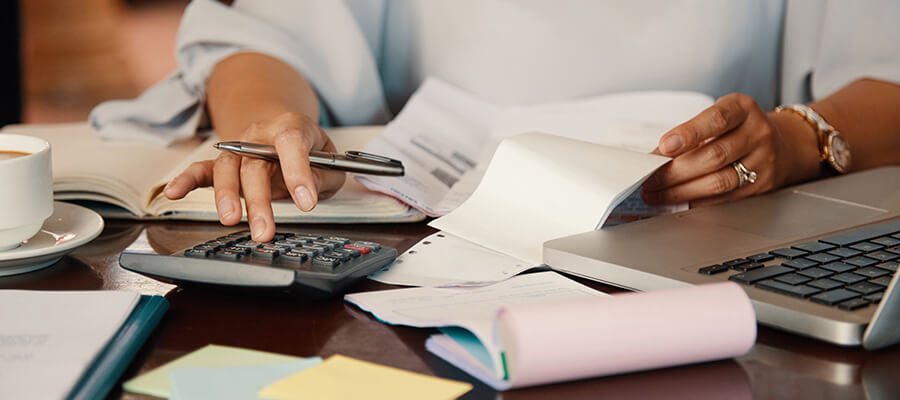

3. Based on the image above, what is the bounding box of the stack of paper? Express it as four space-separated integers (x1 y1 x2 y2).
123 344 472 399
346 272 757 390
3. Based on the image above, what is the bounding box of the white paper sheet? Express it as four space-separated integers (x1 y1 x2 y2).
431 132 671 265
358 78 501 216
369 232 534 287
0 290 140 399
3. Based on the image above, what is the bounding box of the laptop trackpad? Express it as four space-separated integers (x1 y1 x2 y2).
685 190 887 241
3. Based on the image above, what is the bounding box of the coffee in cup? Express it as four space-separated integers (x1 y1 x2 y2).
0 134 53 251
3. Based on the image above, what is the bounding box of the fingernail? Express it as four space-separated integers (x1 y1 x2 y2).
163 182 174 196
660 135 683 155
217 198 234 220
294 186 314 211
250 216 266 240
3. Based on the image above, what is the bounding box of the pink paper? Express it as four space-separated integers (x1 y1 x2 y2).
496 282 756 388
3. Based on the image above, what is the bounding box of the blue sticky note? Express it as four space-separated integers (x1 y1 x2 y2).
169 358 322 400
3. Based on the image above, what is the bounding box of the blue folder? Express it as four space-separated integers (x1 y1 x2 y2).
67 295 169 400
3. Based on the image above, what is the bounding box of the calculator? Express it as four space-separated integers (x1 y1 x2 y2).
119 230 397 298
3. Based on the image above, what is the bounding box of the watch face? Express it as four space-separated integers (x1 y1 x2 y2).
827 133 851 174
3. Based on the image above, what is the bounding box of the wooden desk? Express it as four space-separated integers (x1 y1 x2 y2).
2 219 899 399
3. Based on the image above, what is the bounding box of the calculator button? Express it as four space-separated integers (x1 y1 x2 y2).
354 241 382 251
344 244 371 255
216 251 243 261
845 281 884 295
805 253 840 265
193 245 219 253
854 266 891 279
807 278 844 291
304 245 329 253
723 258 750 268
864 292 884 303
830 272 866 285
185 249 211 258
870 276 894 287
264 245 292 252
334 248 360 258
845 256 879 268
827 247 862 259
865 251 898 262
328 236 351 243
312 256 340 270
755 280 821 298
731 262 763 272
292 249 317 259
225 246 251 255
782 258 818 269
314 240 340 250
235 242 263 249
876 261 899 273
797 267 833 279
274 240 299 248
324 251 351 262
872 236 900 247
252 248 280 259
282 251 308 263
850 242 884 253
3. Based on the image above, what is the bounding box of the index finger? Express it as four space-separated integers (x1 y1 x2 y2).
657 93 753 157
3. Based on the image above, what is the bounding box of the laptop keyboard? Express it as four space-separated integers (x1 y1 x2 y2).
698 219 900 311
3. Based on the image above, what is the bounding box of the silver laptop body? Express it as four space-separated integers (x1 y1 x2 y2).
544 166 900 350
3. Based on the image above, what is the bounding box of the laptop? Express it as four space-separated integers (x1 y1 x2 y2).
544 166 900 350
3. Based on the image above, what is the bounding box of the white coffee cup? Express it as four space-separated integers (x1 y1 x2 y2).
0 134 53 251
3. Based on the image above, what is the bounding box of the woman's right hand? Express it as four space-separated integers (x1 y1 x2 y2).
163 111 346 242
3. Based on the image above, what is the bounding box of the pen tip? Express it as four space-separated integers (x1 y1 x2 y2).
213 143 221 149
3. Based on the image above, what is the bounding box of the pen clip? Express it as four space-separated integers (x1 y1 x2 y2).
345 151 403 166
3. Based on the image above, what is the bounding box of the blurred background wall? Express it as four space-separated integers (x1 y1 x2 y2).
9 0 187 125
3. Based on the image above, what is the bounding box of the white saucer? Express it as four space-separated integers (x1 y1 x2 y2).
0 202 104 276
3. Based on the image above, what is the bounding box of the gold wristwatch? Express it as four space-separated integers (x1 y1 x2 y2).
775 104 851 175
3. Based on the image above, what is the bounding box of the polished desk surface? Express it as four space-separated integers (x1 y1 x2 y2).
2 219 899 400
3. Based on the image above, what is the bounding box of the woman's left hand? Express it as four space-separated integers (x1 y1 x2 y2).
641 93 807 207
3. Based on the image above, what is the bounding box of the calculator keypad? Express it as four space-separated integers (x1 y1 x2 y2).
183 231 381 273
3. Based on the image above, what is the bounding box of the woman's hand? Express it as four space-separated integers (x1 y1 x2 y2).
163 112 346 242
641 93 819 207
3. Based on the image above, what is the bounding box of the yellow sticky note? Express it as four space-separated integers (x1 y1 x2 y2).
259 354 472 400
124 344 301 398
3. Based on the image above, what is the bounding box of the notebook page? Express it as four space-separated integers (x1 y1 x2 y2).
1 123 202 215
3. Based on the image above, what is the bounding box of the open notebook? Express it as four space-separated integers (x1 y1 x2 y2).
0 123 424 223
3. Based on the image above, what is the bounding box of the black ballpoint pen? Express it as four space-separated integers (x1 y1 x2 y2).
214 141 405 176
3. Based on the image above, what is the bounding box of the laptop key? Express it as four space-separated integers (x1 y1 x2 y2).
821 261 856 273
792 242 836 253
731 262 763 272
805 253 840 264
827 247 862 259
810 289 860 306
774 273 812 286
871 236 900 247
869 276 894 287
756 280 822 298
770 248 808 259
850 241 884 252
838 298 871 311
782 258 818 269
820 219 900 246
831 272 867 285
844 256 879 268
728 265 793 285
698 264 729 275
798 267 834 279
876 261 899 273
808 278 844 291
854 266 891 279
864 292 884 303
846 281 884 295
747 253 775 263
723 258 750 267
865 250 898 262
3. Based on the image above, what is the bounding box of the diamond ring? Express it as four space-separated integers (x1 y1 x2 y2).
732 161 757 188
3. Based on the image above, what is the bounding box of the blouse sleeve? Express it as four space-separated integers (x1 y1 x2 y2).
781 0 900 104
89 0 390 145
